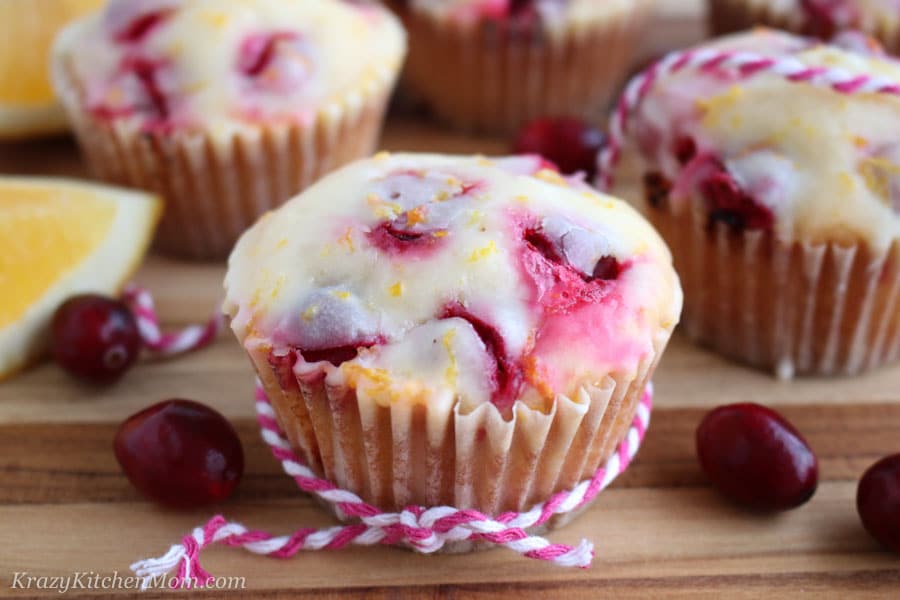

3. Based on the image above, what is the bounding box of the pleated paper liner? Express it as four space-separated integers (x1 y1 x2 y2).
646 199 900 379
240 328 672 550
708 0 900 55
403 6 645 135
53 59 398 260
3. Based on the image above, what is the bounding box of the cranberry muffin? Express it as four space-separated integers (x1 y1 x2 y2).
710 0 900 53
224 153 681 521
404 0 647 134
52 0 406 259
606 29 900 378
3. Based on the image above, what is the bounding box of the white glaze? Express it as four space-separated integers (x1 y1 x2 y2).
53 0 405 137
617 29 900 249
224 153 681 412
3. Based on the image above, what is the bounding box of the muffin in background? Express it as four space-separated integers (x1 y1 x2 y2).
0 0 104 140
607 29 900 378
404 0 647 134
52 0 406 260
709 0 900 53
224 153 681 526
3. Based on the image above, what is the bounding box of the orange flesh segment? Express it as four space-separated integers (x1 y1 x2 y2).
0 184 117 328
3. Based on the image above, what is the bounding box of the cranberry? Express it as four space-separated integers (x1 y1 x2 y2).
271 341 380 372
114 399 244 508
674 136 697 165
696 403 818 511
857 454 900 553
523 227 566 264
120 56 169 121
512 117 606 178
300 345 365 366
51 294 141 384
699 161 774 232
441 303 522 410
800 0 839 39
591 256 621 281
367 221 447 257
239 32 298 77
113 9 171 43
643 172 671 209
523 226 621 283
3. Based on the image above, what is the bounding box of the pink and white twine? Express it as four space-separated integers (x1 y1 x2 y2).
122 284 223 357
129 383 653 589
597 45 900 191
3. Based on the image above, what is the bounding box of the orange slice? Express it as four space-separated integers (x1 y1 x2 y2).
0 0 104 139
0 177 161 379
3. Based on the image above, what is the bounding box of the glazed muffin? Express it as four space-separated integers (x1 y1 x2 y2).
404 0 647 134
52 0 406 260
710 0 900 53
224 153 681 521
605 29 900 378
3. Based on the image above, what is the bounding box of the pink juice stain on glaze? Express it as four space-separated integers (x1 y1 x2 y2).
509 211 648 392
365 221 450 258
531 294 649 392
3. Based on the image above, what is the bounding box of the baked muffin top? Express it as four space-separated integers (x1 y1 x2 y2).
53 0 405 136
743 0 900 36
409 0 638 31
224 153 681 416
611 29 900 250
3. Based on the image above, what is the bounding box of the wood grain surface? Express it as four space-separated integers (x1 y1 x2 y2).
1 1 898 598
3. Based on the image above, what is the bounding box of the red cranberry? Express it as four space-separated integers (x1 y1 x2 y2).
857 454 900 553
512 117 606 178
441 303 522 411
524 226 621 283
696 403 818 511
51 294 141 384
300 345 365 366
119 56 169 121
674 136 697 165
239 32 298 77
800 0 840 39
523 226 566 264
643 172 671 209
113 9 171 43
367 221 447 257
699 161 775 232
591 256 621 281
114 399 244 509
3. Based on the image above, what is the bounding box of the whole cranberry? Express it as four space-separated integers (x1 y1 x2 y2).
511 116 606 178
114 399 244 509
857 454 900 553
51 294 141 384
696 403 818 511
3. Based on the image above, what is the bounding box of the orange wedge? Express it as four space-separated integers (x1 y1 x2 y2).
0 0 104 140
0 177 161 379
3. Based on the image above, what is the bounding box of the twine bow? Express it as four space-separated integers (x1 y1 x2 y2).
131 384 653 589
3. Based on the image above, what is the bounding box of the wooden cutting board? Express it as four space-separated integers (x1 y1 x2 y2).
1 2 899 598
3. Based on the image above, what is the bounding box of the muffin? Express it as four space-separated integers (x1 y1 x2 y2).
709 0 900 53
224 153 682 521
403 0 647 134
52 0 406 260
604 29 900 378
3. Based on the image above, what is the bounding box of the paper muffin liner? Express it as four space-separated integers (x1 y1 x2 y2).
647 200 900 378
403 6 645 134
708 0 900 55
241 328 671 545
52 60 396 261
